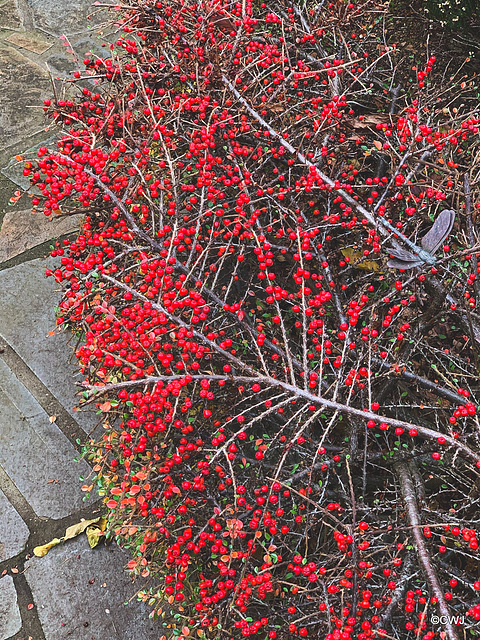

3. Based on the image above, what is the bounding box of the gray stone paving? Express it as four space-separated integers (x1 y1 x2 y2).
0 489 29 561
0 259 99 433
0 0 22 30
25 0 95 37
25 537 158 640
0 382 92 519
0 576 22 638
0 261 159 639
0 43 51 152
0 1 160 639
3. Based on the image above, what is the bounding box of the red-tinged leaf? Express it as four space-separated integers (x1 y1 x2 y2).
106 499 118 509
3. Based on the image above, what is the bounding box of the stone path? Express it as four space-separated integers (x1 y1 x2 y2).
0 259 161 640
0 0 106 233
0 2 161 639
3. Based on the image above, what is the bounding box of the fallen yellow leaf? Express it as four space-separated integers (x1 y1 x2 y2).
64 517 102 541
33 516 107 557
33 538 62 557
86 523 105 548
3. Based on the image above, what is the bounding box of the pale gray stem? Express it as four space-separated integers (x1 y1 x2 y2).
394 462 460 640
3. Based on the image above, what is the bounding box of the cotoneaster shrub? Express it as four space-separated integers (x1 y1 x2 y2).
23 0 480 638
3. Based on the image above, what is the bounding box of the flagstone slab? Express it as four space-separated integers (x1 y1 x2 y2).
0 208 82 263
47 36 105 77
25 0 96 37
0 576 22 640
0 45 50 152
1 134 57 190
0 487 30 561
0 258 98 433
0 0 22 30
6 30 53 54
0 370 92 519
25 536 158 640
